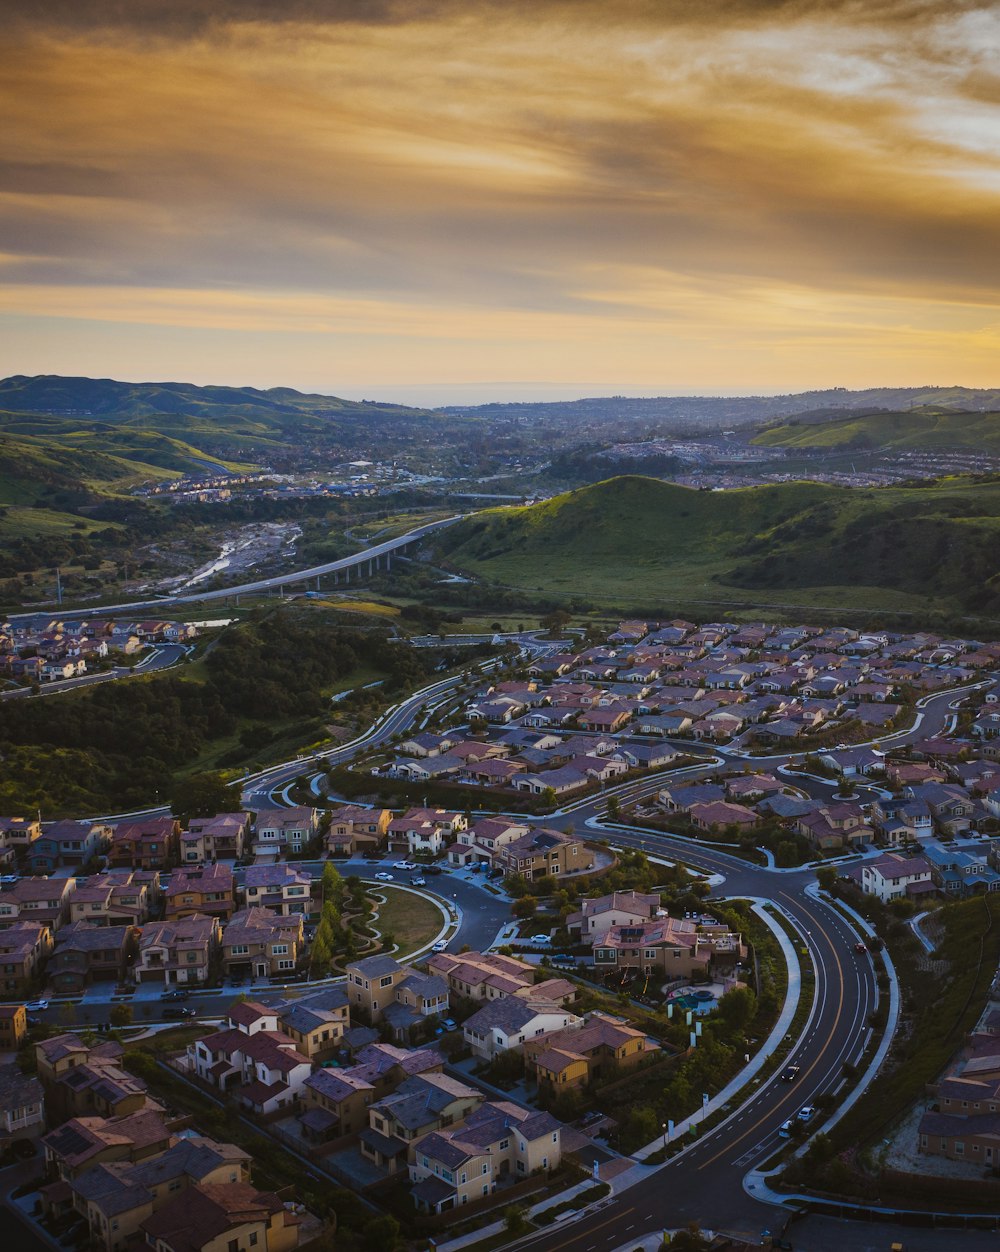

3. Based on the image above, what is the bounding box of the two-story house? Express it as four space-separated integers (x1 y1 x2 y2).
49 922 139 993
221 908 303 980
139 1181 299 1252
0 876 78 931
566 891 663 944
276 986 350 1063
860 852 936 904
239 866 313 917
252 807 318 857
165 863 235 922
324 806 391 857
0 1063 45 1143
68 871 151 929
180 812 252 863
360 1073 482 1175
344 954 448 1035
189 1002 311 1116
522 1011 656 1090
0 921 54 993
133 915 221 986
462 997 581 1061
30 821 110 873
107 817 180 871
497 827 588 881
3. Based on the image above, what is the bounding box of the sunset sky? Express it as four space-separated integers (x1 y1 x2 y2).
3 0 1000 405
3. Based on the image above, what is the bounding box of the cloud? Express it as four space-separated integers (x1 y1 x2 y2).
1 1 999 392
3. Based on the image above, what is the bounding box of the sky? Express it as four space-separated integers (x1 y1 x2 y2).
3 0 1000 407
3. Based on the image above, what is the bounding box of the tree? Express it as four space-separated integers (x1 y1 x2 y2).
503 1205 530 1238
512 896 536 919
362 1215 402 1252
540 609 571 637
109 1004 133 1028
715 984 756 1032
606 794 620 821
815 865 838 893
172 771 242 822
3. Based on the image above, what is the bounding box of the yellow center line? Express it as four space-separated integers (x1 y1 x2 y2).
696 896 846 1169
540 1205 636 1252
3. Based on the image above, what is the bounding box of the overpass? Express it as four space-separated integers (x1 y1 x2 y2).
9 514 465 623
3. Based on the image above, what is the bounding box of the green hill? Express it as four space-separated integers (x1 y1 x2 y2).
439 475 1000 618
752 407 1000 452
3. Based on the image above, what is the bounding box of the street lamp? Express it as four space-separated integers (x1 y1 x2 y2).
662 1122 668 1150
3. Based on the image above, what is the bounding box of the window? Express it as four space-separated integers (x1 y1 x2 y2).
230 945 249 956
249 1235 258 1247
278 959 294 970
272 944 288 955
481 1162 488 1174
499 1138 509 1150
186 952 198 962
228 1241 239 1252
380 976 393 988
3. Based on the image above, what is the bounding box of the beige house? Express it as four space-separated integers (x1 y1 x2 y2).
0 1002 27 1050
240 867 312 918
140 1182 299 1252
180 812 251 864
325 806 391 857
252 807 318 857
462 997 582 1061
70 1137 251 1252
593 915 746 979
134 915 221 985
409 1102 563 1213
277 987 350 1063
165 864 235 922
68 871 151 928
36 1034 150 1126
360 1073 482 1175
221 908 302 979
523 1011 656 1091
43 1108 174 1183
498 827 588 880
0 876 78 931
567 890 663 944
0 920 54 993
0 1063 45 1142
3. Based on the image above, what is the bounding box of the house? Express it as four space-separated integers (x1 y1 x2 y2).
360 1073 483 1175
276 986 350 1063
0 921 54 993
0 816 41 851
498 827 588 880
593 916 746 979
133 915 221 985
180 813 252 863
165 864 235 922
344 954 449 1033
189 1002 312 1115
221 908 303 980
107 817 180 871
408 1102 562 1214
252 807 319 857
30 821 110 873
523 1011 656 1090
658 782 726 813
68 1136 251 1252
688 801 760 833
512 766 589 797
0 1063 44 1142
0 876 78 931
386 808 467 857
139 1182 299 1252
794 802 870 852
325 805 391 857
301 1042 445 1140
925 846 1000 897
68 871 151 928
240 866 312 917
43 1108 174 1182
0 1002 27 1050
611 742 681 770
449 817 530 867
462 997 581 1061
860 853 935 904
426 950 547 1003
35 1035 151 1125
49 923 139 993
566 891 663 944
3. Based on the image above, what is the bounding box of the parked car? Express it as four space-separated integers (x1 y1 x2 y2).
162 988 191 1000
0 875 20 885
425 865 444 875
375 872 394 882
431 940 449 952
531 934 552 944
393 861 416 871
443 1018 457 1031
780 1065 801 1082
24 999 49 1012
162 1006 196 1019
797 1105 816 1122
778 1118 795 1138
412 876 427 887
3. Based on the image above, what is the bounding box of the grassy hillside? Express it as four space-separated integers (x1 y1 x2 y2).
752 407 1000 452
439 475 1000 618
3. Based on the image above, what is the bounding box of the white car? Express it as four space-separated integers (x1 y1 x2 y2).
797 1105 816 1122
778 1118 795 1138
531 934 552 944
393 861 416 871
431 940 449 952
374 872 394 882
24 999 49 1012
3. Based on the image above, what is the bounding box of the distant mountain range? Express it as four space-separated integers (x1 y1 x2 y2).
437 474 1000 619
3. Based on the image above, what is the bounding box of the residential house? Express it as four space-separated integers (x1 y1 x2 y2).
408 1102 562 1214
344 954 449 1034
657 782 726 813
386 808 468 858
566 891 663 944
133 915 221 985
49 923 139 993
239 866 313 918
0 816 41 852
68 871 151 928
107 817 180 871
0 921 54 993
360 1073 482 1175
497 827 588 881
43 1108 174 1183
593 916 746 980
426 950 547 1003
35 1035 151 1126
221 908 303 980
794 802 870 852
189 1002 312 1115
860 853 935 904
30 821 110 873
276 986 350 1063
69 1136 251 1252
300 1042 445 1141
449 817 530 867
180 813 252 864
462 997 581 1061
252 807 319 858
688 801 760 833
0 876 78 931
0 1002 27 1050
325 805 391 857
165 864 235 922
139 1182 299 1252
925 846 1000 896
524 1011 656 1090
0 1063 44 1142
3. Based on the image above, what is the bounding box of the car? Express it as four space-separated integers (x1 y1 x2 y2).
0 875 20 885
431 940 449 951
162 988 191 1000
778 1118 795 1138
780 1065 801 1082
24 999 49 1012
392 861 416 871
162 1006 196 1019
374 872 394 882
412 877 427 887
531 934 552 944
854 942 868 955
443 1018 457 1031
797 1105 816 1121
424 865 444 875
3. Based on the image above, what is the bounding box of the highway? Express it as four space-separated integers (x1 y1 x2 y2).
6 515 463 622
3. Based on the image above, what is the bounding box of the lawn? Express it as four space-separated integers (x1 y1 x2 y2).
371 884 446 956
